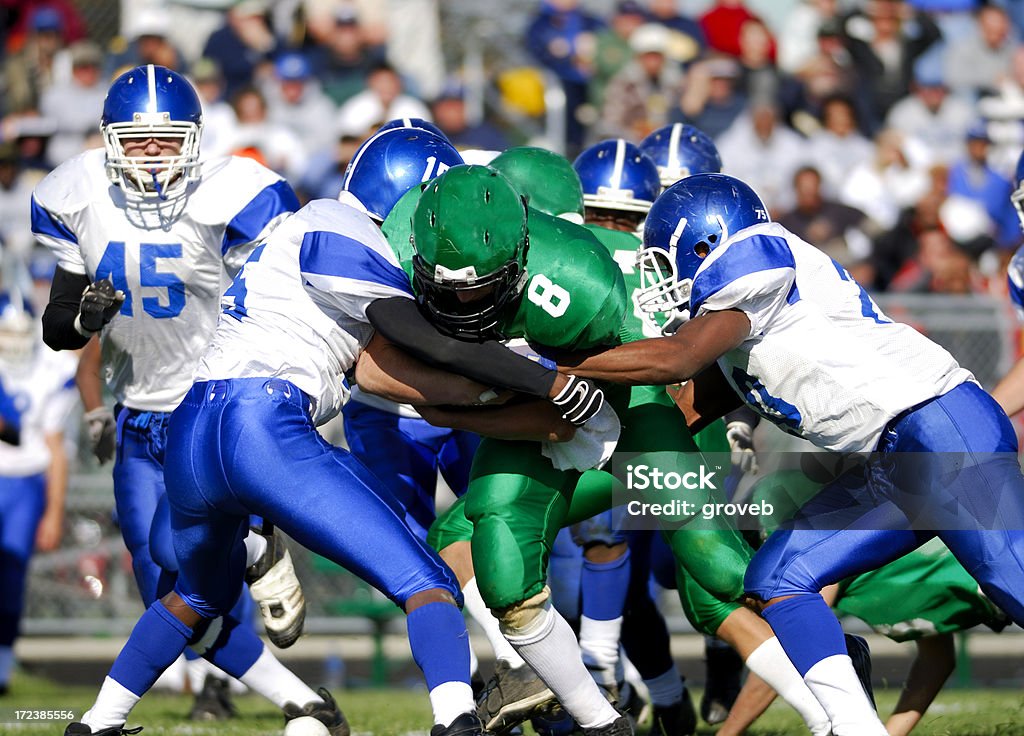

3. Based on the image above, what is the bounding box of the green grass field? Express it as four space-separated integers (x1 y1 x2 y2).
1 673 1023 735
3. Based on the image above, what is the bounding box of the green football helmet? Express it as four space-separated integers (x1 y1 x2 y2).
489 146 585 223
411 165 530 340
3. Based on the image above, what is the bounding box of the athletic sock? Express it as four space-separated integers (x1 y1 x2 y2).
240 647 320 709
744 636 830 736
243 530 267 568
502 604 619 730
579 551 630 687
408 601 475 726
463 577 525 668
645 667 684 707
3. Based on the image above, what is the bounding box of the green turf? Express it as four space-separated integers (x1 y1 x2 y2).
1 673 1023 735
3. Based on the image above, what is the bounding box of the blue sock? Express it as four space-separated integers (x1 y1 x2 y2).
761 594 847 676
407 601 470 689
109 601 192 696
193 614 263 677
581 549 631 621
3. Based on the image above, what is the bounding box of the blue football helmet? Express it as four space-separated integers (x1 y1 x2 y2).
101 64 203 201
377 117 448 140
573 139 661 214
1011 149 1024 232
639 123 722 190
341 127 464 221
1008 246 1024 320
636 173 769 327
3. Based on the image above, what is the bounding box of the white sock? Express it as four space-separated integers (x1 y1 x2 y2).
0 645 14 685
82 677 141 730
578 615 622 687
239 646 319 709
645 667 683 707
429 680 475 727
502 605 619 730
244 530 268 568
468 641 479 678
463 577 525 668
745 637 831 736
805 654 887 736
186 656 211 694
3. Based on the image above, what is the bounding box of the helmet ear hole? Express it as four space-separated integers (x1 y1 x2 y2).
708 234 718 243
695 241 710 258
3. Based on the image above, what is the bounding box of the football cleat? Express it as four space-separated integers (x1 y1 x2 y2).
283 687 350 736
246 524 306 648
845 633 877 710
476 660 556 734
189 673 237 721
64 724 142 736
430 711 486 736
583 715 634 736
648 688 697 736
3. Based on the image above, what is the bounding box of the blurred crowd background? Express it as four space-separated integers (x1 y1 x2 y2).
2 0 1024 302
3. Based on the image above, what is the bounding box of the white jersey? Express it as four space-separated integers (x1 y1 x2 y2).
0 345 78 477
691 222 974 452
31 149 298 412
196 199 415 426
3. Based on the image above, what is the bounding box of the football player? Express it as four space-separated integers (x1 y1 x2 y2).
63 172 606 735
33 65 344 731
0 292 77 694
555 172 1024 735
991 149 1024 416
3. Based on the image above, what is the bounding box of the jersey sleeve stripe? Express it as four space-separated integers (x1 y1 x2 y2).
690 234 795 314
299 231 413 296
221 179 300 254
30 196 78 245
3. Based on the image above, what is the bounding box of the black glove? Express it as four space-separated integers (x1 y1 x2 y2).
79 279 125 333
551 374 605 426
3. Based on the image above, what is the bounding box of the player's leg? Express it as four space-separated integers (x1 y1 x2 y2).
465 438 624 733
437 428 482 499
0 473 46 692
217 380 477 732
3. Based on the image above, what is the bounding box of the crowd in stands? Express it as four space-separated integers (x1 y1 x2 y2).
1 0 1023 298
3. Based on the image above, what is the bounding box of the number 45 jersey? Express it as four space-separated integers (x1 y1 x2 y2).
31 148 299 412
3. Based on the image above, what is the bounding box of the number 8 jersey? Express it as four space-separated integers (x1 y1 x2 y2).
31 148 299 412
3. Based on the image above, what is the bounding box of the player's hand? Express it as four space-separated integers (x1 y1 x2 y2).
84 406 117 464
35 510 62 552
78 279 125 333
551 374 605 426
726 420 758 474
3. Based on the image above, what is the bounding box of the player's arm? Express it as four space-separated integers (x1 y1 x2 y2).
992 358 1024 418
557 309 751 386
885 634 956 736
418 402 576 443
36 430 68 552
666 363 743 433
354 333 508 406
42 267 124 351
0 376 19 446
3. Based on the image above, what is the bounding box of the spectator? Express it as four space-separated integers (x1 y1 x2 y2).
2 6 67 114
430 83 510 152
264 52 338 156
189 58 237 161
224 86 307 181
39 41 104 165
889 226 980 294
948 124 1019 248
717 100 808 213
886 67 974 162
944 5 1017 98
778 165 875 282
525 0 605 152
789 20 866 134
588 1 648 111
335 62 430 139
738 17 788 104
679 56 747 138
201 0 278 100
106 6 185 77
4 1 85 54
7 116 56 177
0 143 38 258
699 0 776 60
645 0 704 65
312 7 387 106
778 0 841 74
599 23 684 140
840 127 932 232
841 0 942 128
297 132 365 203
807 94 875 195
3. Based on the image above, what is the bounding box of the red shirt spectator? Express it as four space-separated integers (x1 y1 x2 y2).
699 0 776 60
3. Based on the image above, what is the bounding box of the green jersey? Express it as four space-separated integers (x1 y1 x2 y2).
585 224 664 339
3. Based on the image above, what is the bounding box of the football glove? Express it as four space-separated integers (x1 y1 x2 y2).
725 420 758 474
78 279 125 333
84 406 117 464
551 374 605 426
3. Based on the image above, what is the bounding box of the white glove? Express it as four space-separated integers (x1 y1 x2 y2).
725 420 758 475
84 406 117 464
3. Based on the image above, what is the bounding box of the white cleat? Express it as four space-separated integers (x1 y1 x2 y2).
246 526 306 648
